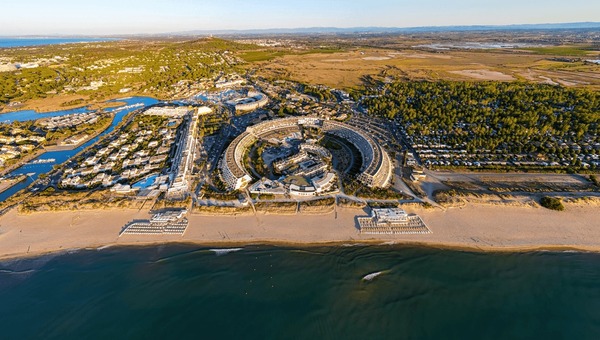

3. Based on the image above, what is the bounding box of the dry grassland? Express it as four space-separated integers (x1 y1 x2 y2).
253 48 600 89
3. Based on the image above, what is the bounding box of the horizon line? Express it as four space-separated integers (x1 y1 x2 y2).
1 21 599 38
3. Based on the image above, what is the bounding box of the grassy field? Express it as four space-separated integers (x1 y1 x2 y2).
240 48 343 63
253 48 600 90
523 45 597 56
240 50 290 62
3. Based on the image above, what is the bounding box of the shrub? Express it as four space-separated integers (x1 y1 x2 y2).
540 196 564 211
590 175 599 187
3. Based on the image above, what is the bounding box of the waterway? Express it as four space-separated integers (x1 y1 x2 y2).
1 106 92 123
0 97 159 202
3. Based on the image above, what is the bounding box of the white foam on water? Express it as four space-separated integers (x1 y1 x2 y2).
210 248 244 256
362 271 384 281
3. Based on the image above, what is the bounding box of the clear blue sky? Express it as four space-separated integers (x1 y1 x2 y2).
2 0 599 35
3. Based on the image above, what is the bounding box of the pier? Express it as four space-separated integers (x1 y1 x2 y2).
27 158 56 165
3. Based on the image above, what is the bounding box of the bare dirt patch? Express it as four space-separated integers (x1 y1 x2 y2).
449 69 516 81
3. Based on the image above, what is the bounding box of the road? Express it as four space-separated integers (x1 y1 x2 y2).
426 170 593 185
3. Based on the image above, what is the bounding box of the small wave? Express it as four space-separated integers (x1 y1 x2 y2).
210 248 243 256
290 249 325 256
0 269 35 275
96 245 114 251
380 241 399 246
362 271 385 281
537 249 585 254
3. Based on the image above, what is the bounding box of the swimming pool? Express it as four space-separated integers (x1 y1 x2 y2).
132 174 158 189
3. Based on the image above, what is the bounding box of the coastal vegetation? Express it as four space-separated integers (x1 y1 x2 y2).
152 196 191 210
344 178 409 200
337 196 366 208
193 204 252 215
365 81 598 150
254 201 297 214
364 81 599 170
18 189 144 213
298 197 336 213
0 39 254 109
200 187 241 201
590 174 600 187
540 196 565 211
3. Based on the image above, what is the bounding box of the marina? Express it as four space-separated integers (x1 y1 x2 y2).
27 158 56 165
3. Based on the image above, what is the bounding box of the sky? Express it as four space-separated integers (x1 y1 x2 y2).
1 0 599 35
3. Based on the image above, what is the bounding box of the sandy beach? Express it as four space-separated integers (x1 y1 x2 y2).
1 202 600 261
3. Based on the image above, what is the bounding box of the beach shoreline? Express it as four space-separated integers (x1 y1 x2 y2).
4 241 599 264
1 202 600 262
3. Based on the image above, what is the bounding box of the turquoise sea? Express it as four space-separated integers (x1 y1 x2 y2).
0 38 116 48
1 245 599 339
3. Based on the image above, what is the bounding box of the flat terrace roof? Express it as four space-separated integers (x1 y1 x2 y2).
225 131 256 178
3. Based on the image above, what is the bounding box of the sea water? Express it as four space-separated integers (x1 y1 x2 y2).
1 245 599 339
0 38 116 48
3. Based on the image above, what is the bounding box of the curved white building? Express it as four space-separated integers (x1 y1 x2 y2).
219 117 392 191
227 91 269 112
219 132 255 190
322 120 392 188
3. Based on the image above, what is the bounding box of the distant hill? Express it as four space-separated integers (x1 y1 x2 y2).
168 22 600 36
7 22 599 39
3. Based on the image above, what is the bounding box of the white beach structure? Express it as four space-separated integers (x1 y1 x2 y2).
358 208 430 235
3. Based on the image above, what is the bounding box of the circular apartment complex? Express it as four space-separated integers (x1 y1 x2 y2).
219 117 393 191
226 91 269 113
